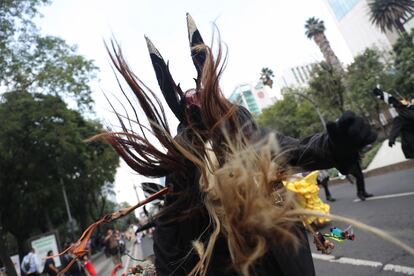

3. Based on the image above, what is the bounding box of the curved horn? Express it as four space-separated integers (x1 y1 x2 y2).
187 13 206 88
145 36 184 121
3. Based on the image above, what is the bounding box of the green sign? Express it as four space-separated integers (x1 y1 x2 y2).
31 233 61 269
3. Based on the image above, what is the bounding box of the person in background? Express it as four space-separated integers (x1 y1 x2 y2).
43 251 58 276
373 87 414 159
317 170 336 202
21 247 40 276
348 161 373 201
81 255 96 276
104 229 122 265
61 243 87 276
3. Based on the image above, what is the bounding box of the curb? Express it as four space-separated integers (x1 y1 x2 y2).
330 159 414 185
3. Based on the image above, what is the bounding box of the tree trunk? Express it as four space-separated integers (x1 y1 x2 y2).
395 19 407 36
0 228 17 276
314 33 344 75
16 237 26 259
45 210 54 232
265 79 273 88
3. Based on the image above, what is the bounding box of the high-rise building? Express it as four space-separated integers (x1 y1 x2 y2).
323 0 399 57
279 63 317 88
228 82 277 115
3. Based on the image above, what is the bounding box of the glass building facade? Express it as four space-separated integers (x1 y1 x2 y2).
327 0 360 20
229 84 261 115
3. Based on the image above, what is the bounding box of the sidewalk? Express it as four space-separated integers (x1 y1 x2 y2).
331 140 413 185
366 140 407 171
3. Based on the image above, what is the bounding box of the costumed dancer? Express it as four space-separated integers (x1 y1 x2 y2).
349 161 373 201
99 14 376 275
373 87 414 159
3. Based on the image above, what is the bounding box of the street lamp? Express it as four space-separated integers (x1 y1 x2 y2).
290 92 326 130
132 184 140 202
60 177 76 239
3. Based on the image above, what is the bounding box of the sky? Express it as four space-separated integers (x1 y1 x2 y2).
36 0 354 206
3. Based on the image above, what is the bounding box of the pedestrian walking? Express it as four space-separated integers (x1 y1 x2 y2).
21 248 40 276
81 255 96 276
317 170 336 202
43 251 59 276
104 229 122 265
373 87 414 158
348 161 373 201
61 244 87 276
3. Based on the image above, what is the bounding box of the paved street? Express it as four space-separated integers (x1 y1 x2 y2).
92 236 154 275
313 168 414 275
91 169 414 275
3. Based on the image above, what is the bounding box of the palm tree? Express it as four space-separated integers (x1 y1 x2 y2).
260 67 274 88
305 17 344 75
368 0 414 35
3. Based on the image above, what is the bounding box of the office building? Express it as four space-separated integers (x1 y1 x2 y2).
228 82 277 115
279 63 317 88
323 0 399 57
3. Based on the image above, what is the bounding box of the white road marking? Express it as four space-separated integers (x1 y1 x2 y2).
312 253 335 261
312 253 414 275
334 257 382 267
384 264 414 275
354 191 414 202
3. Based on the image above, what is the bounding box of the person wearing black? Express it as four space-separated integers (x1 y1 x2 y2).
43 251 58 276
317 170 336 202
61 244 86 276
373 87 414 158
348 161 373 201
101 14 377 276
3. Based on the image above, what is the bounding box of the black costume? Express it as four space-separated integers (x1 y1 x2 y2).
110 14 376 276
348 162 372 201
373 88 414 158
154 111 375 275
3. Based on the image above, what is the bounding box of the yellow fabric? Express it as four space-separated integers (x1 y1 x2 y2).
283 171 330 225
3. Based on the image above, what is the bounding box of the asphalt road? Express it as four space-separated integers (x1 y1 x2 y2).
92 168 414 275
93 237 154 275
312 168 414 275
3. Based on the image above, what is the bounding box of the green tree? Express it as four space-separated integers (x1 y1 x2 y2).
345 48 393 124
0 92 119 258
0 0 49 69
305 17 344 74
392 30 414 98
1 0 97 110
0 1 107 273
368 0 414 35
260 67 275 88
257 93 323 138
308 62 346 118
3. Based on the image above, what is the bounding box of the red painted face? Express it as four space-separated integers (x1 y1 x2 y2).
184 89 201 107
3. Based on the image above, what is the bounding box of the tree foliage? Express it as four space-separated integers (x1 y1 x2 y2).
308 62 346 118
368 0 414 34
0 92 119 252
257 93 323 138
0 0 97 111
345 48 393 123
392 30 414 99
0 0 118 261
305 17 344 74
260 67 274 88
